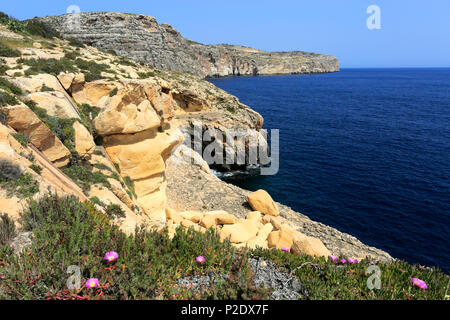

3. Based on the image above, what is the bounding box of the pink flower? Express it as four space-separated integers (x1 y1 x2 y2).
329 255 338 262
281 247 290 252
196 256 205 263
340 259 347 264
85 278 99 289
104 251 119 262
411 278 428 290
348 258 358 264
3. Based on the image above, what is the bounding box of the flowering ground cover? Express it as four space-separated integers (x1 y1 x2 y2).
0 194 448 300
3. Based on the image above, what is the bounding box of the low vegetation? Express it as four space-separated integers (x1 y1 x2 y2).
0 40 21 57
0 213 16 246
0 11 60 39
62 164 111 193
0 195 447 300
0 195 268 300
0 159 39 199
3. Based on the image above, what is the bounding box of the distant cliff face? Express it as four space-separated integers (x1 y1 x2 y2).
40 12 339 78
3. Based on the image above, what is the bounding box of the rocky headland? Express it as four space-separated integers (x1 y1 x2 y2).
0 18 392 264
39 12 339 78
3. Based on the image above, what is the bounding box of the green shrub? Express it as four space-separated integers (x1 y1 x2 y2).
109 87 118 97
18 57 77 76
0 194 267 300
0 213 16 246
0 77 23 95
84 72 103 82
0 159 39 198
0 41 21 57
0 64 9 75
64 50 80 60
138 71 156 79
11 132 29 146
251 247 450 300
29 164 42 175
67 37 84 48
123 176 137 199
62 164 111 193
89 196 104 207
105 203 126 219
40 84 53 92
23 19 61 39
0 91 18 106
0 107 8 124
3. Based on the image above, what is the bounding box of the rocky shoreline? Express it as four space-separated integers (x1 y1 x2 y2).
0 17 391 265
165 154 394 262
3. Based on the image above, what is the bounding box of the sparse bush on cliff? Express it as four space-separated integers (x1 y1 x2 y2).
0 40 21 57
0 12 60 38
18 57 77 76
104 203 126 219
0 159 39 199
11 132 29 147
62 164 111 193
0 194 269 300
0 213 16 247
67 37 84 48
23 18 61 39
0 91 18 106
0 78 23 95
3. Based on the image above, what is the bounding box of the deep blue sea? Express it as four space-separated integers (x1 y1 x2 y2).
209 68 450 272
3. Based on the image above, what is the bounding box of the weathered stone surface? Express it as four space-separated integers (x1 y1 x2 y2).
220 219 259 243
94 97 161 135
41 12 339 78
73 121 95 158
28 91 80 119
291 236 331 258
247 189 279 217
4 104 71 167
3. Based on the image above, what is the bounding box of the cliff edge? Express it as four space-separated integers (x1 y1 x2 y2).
39 12 339 78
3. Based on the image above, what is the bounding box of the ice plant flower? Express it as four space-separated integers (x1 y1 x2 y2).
340 259 347 264
411 278 428 290
85 278 99 289
329 255 338 262
348 258 358 264
104 251 119 262
196 256 205 264
281 247 290 252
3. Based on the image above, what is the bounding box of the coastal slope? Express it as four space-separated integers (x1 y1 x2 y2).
40 12 339 78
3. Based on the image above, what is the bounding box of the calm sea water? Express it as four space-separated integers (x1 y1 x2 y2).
209 68 450 272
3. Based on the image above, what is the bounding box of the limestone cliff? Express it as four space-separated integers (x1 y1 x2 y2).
0 22 391 262
39 12 339 78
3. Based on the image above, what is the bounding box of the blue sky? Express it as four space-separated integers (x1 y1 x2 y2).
1 0 449 68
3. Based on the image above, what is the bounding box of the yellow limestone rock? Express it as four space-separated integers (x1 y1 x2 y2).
200 210 236 228
179 210 204 223
257 223 274 240
220 220 259 243
267 231 280 248
5 104 71 167
247 189 279 216
73 121 95 158
291 236 331 258
94 98 161 135
57 73 75 91
28 91 80 119
246 211 262 220
246 236 268 249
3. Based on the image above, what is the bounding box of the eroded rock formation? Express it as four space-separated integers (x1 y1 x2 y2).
40 12 339 78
